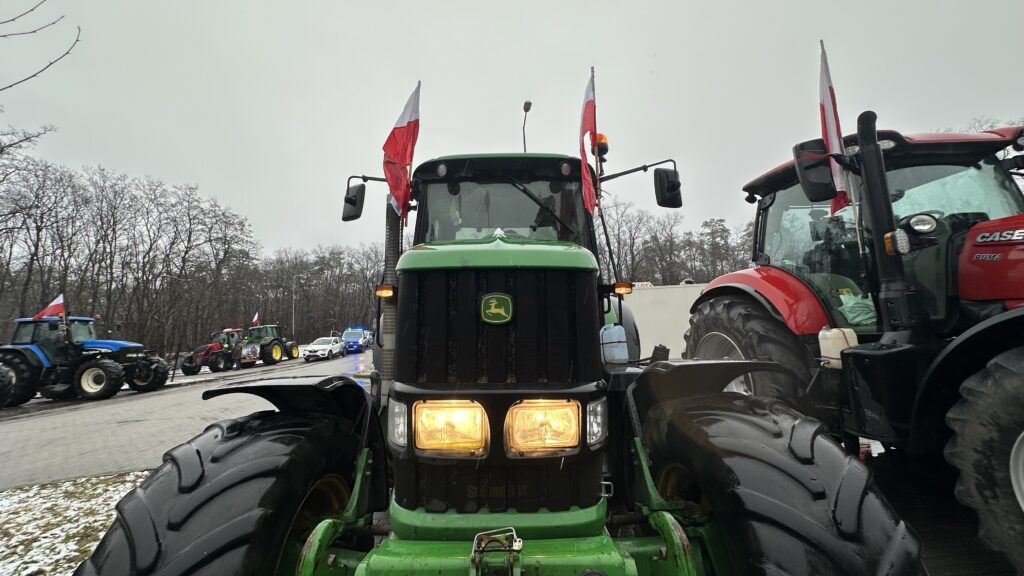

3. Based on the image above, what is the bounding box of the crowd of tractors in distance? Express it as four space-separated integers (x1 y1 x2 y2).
0 315 374 408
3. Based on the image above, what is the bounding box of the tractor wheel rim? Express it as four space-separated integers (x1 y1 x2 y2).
272 345 282 361
277 474 351 574
1011 431 1024 513
695 332 751 395
80 367 107 393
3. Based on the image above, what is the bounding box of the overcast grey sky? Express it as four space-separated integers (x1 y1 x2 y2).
2 0 1023 251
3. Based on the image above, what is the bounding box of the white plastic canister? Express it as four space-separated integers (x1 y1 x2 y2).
818 327 858 369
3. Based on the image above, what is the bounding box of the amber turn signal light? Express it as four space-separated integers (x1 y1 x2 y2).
375 284 395 298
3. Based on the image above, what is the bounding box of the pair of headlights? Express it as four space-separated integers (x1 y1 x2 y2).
388 398 608 458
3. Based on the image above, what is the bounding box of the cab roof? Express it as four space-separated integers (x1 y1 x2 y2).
15 316 94 323
743 127 1024 197
413 153 585 184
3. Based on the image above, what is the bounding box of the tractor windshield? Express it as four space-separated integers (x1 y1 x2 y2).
884 159 1024 221
419 180 586 244
68 321 97 343
248 327 270 340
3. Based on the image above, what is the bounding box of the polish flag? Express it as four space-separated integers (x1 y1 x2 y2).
33 294 65 320
579 70 597 213
819 40 849 214
383 81 421 218
251 312 259 326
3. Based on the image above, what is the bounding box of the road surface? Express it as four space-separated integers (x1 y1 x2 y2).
0 351 372 490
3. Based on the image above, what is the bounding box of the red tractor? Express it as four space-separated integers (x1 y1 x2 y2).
686 111 1024 569
179 328 243 375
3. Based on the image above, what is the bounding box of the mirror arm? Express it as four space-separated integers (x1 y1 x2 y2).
602 159 677 182
346 174 388 192
829 153 860 174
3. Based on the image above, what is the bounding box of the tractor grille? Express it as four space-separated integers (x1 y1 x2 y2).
394 268 602 389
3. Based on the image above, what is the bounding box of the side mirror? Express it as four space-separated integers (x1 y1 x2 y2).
342 183 366 222
793 139 838 203
653 168 682 208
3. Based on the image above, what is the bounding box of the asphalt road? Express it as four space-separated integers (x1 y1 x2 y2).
0 351 372 490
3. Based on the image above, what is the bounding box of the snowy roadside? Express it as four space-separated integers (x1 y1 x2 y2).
0 471 148 576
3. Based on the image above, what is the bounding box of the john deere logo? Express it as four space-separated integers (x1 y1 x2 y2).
481 293 513 324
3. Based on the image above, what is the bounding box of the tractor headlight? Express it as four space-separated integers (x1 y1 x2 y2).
587 397 608 446
413 400 489 457
505 399 580 457
389 399 408 447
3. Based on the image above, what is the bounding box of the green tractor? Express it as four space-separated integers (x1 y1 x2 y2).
238 323 300 367
77 138 923 572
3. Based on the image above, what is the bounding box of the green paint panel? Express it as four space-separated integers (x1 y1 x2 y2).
397 237 598 271
355 533 634 576
389 497 606 540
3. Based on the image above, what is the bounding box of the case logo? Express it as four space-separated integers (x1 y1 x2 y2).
976 229 1024 243
481 293 513 324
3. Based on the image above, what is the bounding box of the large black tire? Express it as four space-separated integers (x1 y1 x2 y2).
685 296 814 410
287 342 300 360
73 359 125 400
180 355 201 376
644 394 923 575
945 346 1024 570
0 352 39 407
128 356 169 392
76 411 359 576
260 341 284 365
207 353 227 373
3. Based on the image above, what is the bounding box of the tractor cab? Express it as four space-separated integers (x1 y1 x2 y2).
211 328 243 348
410 155 600 253
746 127 1024 335
246 324 280 342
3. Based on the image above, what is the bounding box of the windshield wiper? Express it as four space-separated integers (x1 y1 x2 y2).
500 175 576 235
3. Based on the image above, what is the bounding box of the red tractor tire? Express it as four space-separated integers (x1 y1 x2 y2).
685 295 814 411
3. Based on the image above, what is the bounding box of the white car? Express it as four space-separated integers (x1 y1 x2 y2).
303 336 345 362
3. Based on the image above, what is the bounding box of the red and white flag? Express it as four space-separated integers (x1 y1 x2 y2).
579 70 597 213
33 294 65 320
383 81 421 218
819 40 848 214
251 312 259 326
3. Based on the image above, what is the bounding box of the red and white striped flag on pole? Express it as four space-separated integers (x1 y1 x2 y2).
383 81 421 218
251 312 259 326
579 69 598 213
33 293 65 320
819 40 849 214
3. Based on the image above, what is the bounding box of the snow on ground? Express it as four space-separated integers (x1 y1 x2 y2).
0 471 149 576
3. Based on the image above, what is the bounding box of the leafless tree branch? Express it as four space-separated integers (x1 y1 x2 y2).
0 13 63 38
0 25 80 93
0 0 47 26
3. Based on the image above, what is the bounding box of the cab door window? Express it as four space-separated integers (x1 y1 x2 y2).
761 184 876 328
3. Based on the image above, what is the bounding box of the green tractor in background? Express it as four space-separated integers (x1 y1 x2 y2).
238 323 300 367
77 125 924 571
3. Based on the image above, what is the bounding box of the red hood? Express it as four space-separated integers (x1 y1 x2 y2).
959 214 1024 302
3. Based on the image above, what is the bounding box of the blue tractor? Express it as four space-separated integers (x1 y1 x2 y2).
0 316 169 407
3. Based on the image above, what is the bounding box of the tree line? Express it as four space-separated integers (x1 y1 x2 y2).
0 144 384 356
596 202 752 285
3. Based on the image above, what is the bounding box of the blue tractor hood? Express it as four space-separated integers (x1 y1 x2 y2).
79 339 144 351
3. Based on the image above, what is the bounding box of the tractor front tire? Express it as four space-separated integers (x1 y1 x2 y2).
288 342 300 360
0 353 38 407
129 356 169 393
73 359 125 400
180 355 201 376
685 295 814 410
75 411 359 576
945 345 1024 570
644 394 923 575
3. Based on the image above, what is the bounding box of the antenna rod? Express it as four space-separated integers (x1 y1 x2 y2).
522 100 532 152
